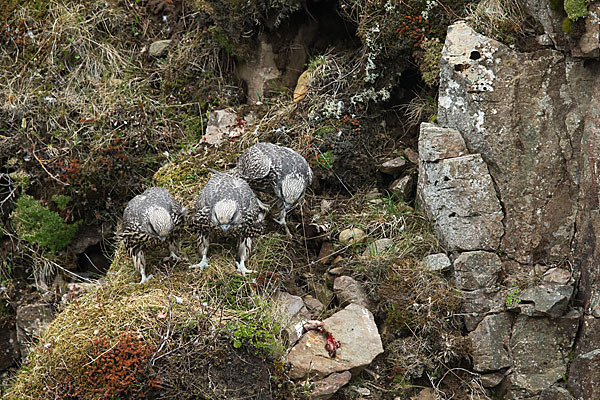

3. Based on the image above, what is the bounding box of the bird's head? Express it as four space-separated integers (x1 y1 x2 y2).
212 199 239 232
147 206 173 241
280 175 305 210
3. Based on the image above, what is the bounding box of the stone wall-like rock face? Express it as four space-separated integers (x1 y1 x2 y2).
437 21 597 265
421 20 600 398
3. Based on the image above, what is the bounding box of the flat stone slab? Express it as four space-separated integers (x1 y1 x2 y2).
418 151 504 252
288 304 383 379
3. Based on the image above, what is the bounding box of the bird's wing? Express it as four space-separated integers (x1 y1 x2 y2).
236 144 272 180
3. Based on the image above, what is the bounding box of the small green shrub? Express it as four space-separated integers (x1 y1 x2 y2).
10 194 81 253
51 194 72 210
564 0 588 20
227 299 281 356
417 38 443 87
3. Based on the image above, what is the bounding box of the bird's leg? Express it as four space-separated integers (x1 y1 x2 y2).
235 237 256 275
163 239 187 262
256 198 270 212
134 249 153 284
274 207 292 237
189 234 210 270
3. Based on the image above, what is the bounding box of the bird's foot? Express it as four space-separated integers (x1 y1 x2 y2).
189 259 209 271
256 198 270 212
163 252 187 263
139 274 154 284
235 261 256 276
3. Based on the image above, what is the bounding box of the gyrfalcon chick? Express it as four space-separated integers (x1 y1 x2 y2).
189 172 264 275
120 187 186 283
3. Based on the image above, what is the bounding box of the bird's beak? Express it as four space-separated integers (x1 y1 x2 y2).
220 224 230 232
284 202 292 211
159 236 166 242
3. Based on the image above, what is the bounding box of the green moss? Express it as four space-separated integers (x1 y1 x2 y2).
51 194 72 211
10 194 81 253
564 0 588 20
563 17 573 34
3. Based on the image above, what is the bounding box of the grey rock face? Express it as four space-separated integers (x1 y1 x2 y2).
568 348 600 399
422 253 451 272
468 313 512 372
508 312 579 395
287 304 383 379
16 304 55 357
418 123 468 162
418 149 503 252
438 21 592 264
539 385 575 400
515 285 573 318
461 288 505 332
333 276 372 310
310 371 352 400
454 251 502 291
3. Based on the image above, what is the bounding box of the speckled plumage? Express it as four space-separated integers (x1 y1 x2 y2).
120 187 186 283
190 172 264 274
233 142 312 236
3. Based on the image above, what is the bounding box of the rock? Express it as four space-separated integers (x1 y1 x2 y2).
379 157 407 175
417 126 503 252
288 303 383 379
453 251 502 291
480 372 504 388
515 285 573 318
318 242 335 264
468 313 512 372
422 253 451 272
148 39 172 57
418 123 468 162
0 324 18 371
308 280 334 308
362 238 394 258
519 0 565 47
327 266 345 276
539 385 575 400
339 228 367 245
16 303 55 357
508 311 579 394
543 268 572 285
412 388 435 400
333 276 372 310
202 109 245 145
575 3 600 57
293 70 310 102
403 148 419 165
460 287 505 331
568 349 600 399
311 371 352 400
438 21 594 264
353 386 370 396
274 292 310 344
388 175 414 201
236 38 282 103
303 296 324 314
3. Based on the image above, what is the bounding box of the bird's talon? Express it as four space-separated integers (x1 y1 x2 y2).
189 260 209 270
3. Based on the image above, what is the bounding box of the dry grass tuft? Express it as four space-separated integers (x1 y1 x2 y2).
466 0 528 44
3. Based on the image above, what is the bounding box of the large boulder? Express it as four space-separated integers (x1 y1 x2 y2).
453 251 502 291
438 21 597 264
468 313 511 372
506 312 579 396
287 303 383 379
417 124 503 252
